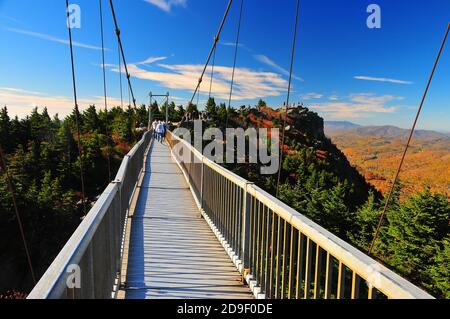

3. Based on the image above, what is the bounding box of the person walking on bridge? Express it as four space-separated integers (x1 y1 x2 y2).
152 120 157 139
155 121 164 143
161 121 168 143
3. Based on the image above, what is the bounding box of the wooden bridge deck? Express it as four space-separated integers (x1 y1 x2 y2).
121 140 253 299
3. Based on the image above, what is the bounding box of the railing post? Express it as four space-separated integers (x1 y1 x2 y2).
200 156 204 209
241 182 253 275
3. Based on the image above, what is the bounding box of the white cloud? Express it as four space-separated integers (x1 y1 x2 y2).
0 14 24 25
354 75 412 85
310 93 403 119
135 56 168 65
302 92 323 100
0 87 124 118
107 62 288 101
254 54 303 81
144 0 187 12
6 27 107 51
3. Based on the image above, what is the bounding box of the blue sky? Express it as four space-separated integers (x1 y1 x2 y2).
0 0 449 131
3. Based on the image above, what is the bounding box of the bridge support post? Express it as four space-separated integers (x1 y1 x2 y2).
241 182 253 276
200 157 204 209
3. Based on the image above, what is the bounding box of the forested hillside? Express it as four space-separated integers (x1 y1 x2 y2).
0 104 149 297
325 123 450 198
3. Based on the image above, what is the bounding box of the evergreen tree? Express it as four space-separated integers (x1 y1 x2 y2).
257 99 267 108
205 97 217 119
384 188 449 286
429 235 450 298
350 191 380 250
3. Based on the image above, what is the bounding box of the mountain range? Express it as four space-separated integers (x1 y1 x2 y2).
325 121 449 141
325 121 450 197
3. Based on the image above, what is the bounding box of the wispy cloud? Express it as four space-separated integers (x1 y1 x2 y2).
0 14 24 25
144 0 187 13
219 41 251 52
302 92 323 100
6 27 107 51
310 93 404 119
254 54 303 81
354 75 413 85
106 62 288 101
135 56 168 65
0 87 123 118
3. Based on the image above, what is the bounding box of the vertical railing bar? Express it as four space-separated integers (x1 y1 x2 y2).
224 178 228 240
219 174 223 234
249 195 254 273
228 180 232 244
288 226 295 299
281 219 288 299
231 183 235 251
237 186 241 257
304 238 312 299
295 233 301 299
227 179 231 242
337 261 345 299
313 244 322 299
263 206 270 296
259 204 266 292
324 252 333 299
221 175 225 234
255 199 261 287
200 156 204 208
268 209 276 299
351 271 360 299
274 215 282 299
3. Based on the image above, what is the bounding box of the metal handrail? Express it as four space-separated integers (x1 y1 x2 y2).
28 132 152 299
166 130 433 299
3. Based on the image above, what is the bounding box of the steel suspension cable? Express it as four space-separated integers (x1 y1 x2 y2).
368 23 450 255
109 0 137 109
190 0 234 104
276 0 300 198
99 0 112 182
128 83 131 108
208 48 216 99
66 0 87 215
118 41 124 109
225 0 244 128
0 145 36 285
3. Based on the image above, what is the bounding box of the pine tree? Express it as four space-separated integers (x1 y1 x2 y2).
385 188 449 284
257 99 267 108
349 191 380 250
429 235 450 298
205 97 217 119
0 107 12 152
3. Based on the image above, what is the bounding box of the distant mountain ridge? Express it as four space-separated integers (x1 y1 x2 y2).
325 121 361 131
325 121 450 197
325 121 449 141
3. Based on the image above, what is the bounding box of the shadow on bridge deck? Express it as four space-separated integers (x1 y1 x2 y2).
120 141 253 299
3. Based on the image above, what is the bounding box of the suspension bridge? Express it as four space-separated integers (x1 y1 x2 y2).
7 0 447 299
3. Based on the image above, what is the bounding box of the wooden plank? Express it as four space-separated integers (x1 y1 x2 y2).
122 142 253 299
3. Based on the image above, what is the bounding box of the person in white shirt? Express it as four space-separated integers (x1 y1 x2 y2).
152 120 157 138
155 121 163 143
